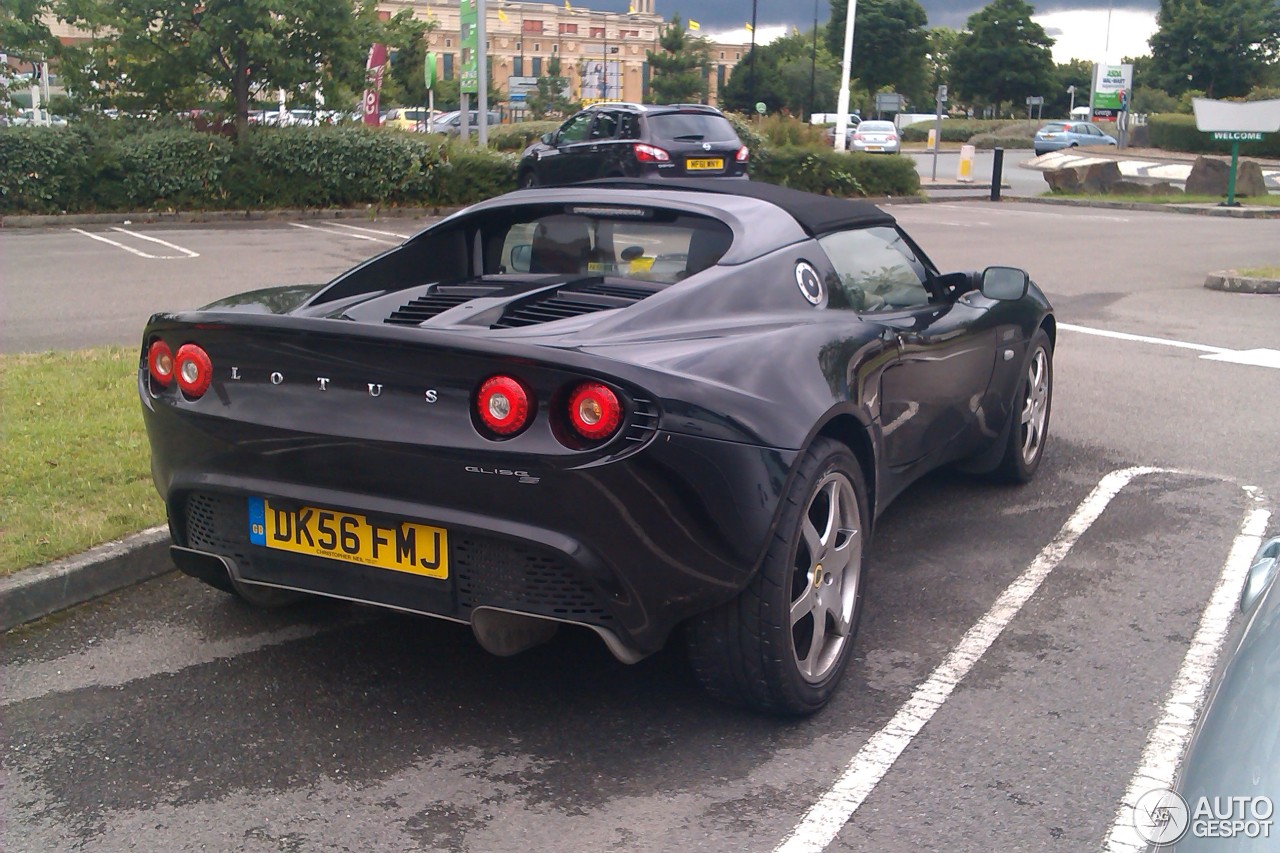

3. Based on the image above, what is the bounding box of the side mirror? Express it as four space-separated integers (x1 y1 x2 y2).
1241 536 1280 614
509 244 532 272
541 132 554 145
980 266 1029 301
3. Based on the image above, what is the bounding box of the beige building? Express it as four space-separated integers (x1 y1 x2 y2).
376 0 744 111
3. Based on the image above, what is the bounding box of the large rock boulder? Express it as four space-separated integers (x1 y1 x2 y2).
1234 160 1268 197
1043 167 1082 192
1080 161 1122 193
1185 155 1269 197
1185 156 1229 195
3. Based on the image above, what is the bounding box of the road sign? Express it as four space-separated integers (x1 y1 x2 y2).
424 52 436 90
936 85 948 103
755 101 766 115
1192 98 1280 206
874 92 904 112
1025 96 1044 105
1213 131 1264 141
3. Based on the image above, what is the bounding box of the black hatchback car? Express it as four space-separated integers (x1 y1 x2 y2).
517 103 748 187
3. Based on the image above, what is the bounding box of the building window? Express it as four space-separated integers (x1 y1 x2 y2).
443 53 454 79
719 51 725 60
534 42 541 51
717 64 726 89
559 22 578 34
513 56 523 75
620 29 639 37
532 57 542 76
735 52 741 60
590 26 605 38
523 19 543 33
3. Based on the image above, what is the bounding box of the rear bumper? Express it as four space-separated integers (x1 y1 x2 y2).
148 405 796 655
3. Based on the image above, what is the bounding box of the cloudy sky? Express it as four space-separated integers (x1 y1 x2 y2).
593 1 1162 63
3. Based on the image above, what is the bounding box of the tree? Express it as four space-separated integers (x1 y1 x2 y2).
826 0 931 107
1046 59 1091 117
719 29 842 116
646 14 710 104
1147 0 1280 97
385 18 436 107
526 55 573 119
926 26 960 93
1 0 60 117
949 0 1055 113
53 0 421 133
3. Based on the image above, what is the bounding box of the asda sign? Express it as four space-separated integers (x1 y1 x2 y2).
1091 64 1134 120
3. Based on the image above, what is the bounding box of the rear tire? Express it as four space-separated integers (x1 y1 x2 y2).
228 575 304 608
686 438 868 716
518 170 538 189
992 328 1053 483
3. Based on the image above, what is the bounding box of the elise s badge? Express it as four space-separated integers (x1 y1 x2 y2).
795 261 824 305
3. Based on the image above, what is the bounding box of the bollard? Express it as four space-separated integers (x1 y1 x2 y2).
990 147 1004 201
957 144 975 182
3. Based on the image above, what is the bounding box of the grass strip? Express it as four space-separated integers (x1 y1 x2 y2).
1238 266 1280 278
0 346 163 575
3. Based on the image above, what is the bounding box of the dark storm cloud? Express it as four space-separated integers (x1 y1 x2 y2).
657 0 1159 31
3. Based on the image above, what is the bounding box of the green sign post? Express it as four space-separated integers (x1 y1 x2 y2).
1193 98 1280 207
460 0 478 96
1212 132 1263 206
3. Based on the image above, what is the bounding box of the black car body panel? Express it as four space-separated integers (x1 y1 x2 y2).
517 103 749 186
139 181 1053 660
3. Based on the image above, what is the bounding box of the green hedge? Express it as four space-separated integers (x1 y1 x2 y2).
900 119 1042 143
750 146 920 197
967 133 1035 150
1147 113 1280 157
485 121 560 152
0 121 918 214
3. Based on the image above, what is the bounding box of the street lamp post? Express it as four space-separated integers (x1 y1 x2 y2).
835 0 856 150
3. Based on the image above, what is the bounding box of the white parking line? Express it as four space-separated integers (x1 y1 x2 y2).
111 226 200 258
288 221 400 245
775 466 1163 853
71 227 198 260
325 221 412 240
1060 322 1280 370
1102 492 1271 853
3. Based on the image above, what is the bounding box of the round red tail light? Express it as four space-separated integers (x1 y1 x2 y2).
477 375 531 436
174 343 213 398
148 340 174 387
568 382 622 441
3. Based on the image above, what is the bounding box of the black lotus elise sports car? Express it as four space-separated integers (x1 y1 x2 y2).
139 179 1055 715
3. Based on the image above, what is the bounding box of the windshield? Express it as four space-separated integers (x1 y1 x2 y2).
647 113 739 144
487 206 733 283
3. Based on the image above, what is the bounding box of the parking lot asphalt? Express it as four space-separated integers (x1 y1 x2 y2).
3 203 1278 852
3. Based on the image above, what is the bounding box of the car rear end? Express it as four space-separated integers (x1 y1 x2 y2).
138 219 792 661
850 121 899 154
637 108 748 178
1034 122 1072 154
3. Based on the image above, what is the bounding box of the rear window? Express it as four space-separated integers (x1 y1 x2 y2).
1042 123 1069 131
859 121 896 132
646 113 739 144
488 206 733 283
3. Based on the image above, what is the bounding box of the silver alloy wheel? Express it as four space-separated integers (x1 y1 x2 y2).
1020 347 1050 465
790 471 862 683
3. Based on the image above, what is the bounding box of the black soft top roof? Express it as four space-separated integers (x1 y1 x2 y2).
577 178 897 236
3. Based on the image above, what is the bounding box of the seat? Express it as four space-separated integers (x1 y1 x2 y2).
529 216 593 275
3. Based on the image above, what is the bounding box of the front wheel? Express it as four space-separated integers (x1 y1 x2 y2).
686 438 869 715
993 328 1053 483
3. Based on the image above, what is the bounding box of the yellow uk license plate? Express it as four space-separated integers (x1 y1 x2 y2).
686 158 724 170
248 497 448 579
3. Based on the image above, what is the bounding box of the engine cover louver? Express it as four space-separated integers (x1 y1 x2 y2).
491 281 657 329
384 284 504 325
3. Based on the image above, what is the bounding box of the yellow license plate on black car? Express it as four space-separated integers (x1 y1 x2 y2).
248 497 448 579
686 158 724 170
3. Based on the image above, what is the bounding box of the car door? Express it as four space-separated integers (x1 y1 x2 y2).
540 112 596 185
818 226 998 470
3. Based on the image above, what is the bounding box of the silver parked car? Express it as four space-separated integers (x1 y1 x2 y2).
1163 535 1280 851
1033 121 1118 156
849 120 900 154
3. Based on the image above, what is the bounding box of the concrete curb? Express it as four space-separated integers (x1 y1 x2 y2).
1002 196 1280 218
1205 272 1280 294
1 526 174 632
0 206 462 229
